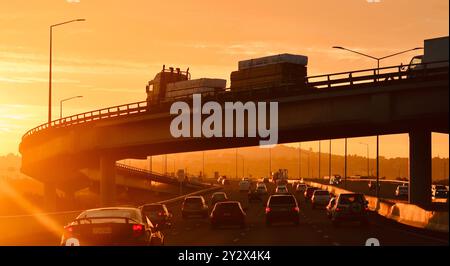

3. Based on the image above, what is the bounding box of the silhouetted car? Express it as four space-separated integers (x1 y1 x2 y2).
248 189 262 202
60 207 164 246
256 183 268 195
275 185 289 194
295 183 307 193
139 203 172 228
210 192 228 206
311 190 331 209
326 193 369 227
182 196 208 219
265 194 300 226
304 187 318 202
210 201 246 229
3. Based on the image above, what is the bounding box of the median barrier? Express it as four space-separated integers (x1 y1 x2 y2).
306 181 449 233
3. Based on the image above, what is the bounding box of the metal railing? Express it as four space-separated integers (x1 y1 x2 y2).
21 61 448 141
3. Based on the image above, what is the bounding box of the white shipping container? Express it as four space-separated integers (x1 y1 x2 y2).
238 53 308 70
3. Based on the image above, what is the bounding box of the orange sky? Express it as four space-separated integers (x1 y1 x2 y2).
0 0 448 157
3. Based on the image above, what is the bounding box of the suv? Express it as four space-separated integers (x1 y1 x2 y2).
210 201 246 229
265 194 300 226
326 193 369 227
304 187 318 202
182 196 208 219
311 190 331 209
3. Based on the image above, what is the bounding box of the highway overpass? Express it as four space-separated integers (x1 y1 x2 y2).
19 62 449 207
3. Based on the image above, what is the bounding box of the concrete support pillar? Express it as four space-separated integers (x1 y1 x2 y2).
100 156 116 207
409 130 432 208
44 182 57 211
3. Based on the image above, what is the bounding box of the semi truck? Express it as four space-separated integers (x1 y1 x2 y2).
145 65 226 105
405 36 449 73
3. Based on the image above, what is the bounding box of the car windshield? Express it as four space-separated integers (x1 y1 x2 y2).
314 190 330 196
215 202 241 212
339 194 366 205
77 208 141 223
435 185 446 190
399 186 408 191
269 196 296 206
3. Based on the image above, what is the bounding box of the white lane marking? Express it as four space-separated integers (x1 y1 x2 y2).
316 230 322 233
323 235 329 239
332 242 340 246
233 238 240 242
240 232 246 236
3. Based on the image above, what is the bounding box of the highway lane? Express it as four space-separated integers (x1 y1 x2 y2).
163 181 448 246
4 180 447 246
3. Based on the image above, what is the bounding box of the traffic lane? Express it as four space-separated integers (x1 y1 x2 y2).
293 191 448 246
164 182 254 245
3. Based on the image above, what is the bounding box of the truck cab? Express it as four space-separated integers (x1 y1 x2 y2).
146 65 190 104
404 36 448 77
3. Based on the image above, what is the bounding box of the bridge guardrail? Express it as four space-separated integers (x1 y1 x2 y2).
21 61 448 141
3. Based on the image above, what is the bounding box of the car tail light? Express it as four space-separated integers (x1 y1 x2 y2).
64 225 74 237
265 207 271 213
336 207 342 212
293 207 299 212
158 212 163 216
132 224 144 237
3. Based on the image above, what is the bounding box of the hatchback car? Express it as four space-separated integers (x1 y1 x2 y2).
182 196 209 219
210 201 246 229
311 190 331 209
265 194 300 226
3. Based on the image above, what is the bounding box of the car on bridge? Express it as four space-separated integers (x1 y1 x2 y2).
265 194 300 226
139 203 173 229
311 190 331 209
210 201 247 229
182 196 209 219
60 207 164 246
210 192 229 206
326 193 369 227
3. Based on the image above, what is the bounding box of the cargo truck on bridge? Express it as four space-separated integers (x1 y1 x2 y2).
145 54 309 105
405 36 449 73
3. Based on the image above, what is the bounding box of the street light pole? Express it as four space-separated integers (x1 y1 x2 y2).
60 95 83 119
344 138 348 189
318 141 321 179
359 142 370 178
298 142 301 179
49 19 86 124
329 139 332 180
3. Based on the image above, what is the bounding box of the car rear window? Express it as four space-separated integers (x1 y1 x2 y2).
339 194 365 204
77 209 141 223
215 202 240 212
314 190 330 196
269 195 296 205
213 193 226 199
185 197 202 204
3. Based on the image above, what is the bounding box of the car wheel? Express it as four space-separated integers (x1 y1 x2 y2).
265 220 271 227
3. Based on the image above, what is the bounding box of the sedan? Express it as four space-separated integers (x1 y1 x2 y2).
60 207 164 246
210 201 246 229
